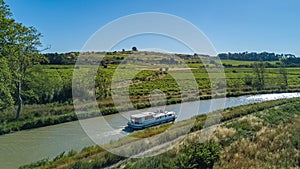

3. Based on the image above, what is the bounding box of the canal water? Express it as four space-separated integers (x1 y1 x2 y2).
0 92 299 169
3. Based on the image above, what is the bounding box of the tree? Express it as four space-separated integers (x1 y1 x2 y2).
0 0 43 119
132 46 137 51
0 58 14 110
244 74 253 87
279 62 288 89
252 62 265 90
23 66 63 104
165 67 169 73
0 0 15 110
159 67 163 74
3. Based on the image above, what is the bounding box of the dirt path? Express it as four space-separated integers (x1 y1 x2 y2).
138 68 198 71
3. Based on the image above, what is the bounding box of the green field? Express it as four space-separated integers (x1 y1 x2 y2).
1 53 300 135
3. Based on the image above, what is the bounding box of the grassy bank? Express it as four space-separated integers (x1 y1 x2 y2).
19 97 300 169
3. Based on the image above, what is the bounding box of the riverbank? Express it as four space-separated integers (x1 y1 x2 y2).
19 97 300 169
1 90 300 136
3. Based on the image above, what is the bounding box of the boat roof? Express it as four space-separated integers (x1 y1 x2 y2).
131 112 156 118
131 111 175 118
153 113 166 117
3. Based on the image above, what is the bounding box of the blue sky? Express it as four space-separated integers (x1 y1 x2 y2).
6 0 300 56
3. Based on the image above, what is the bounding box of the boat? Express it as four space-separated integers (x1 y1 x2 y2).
127 110 177 130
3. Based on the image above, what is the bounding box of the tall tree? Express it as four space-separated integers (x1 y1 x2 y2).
0 0 43 119
252 62 265 90
279 62 288 89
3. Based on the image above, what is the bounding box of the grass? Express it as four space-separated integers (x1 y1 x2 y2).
213 103 300 168
130 123 173 138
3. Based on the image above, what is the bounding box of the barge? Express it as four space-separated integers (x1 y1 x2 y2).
127 110 177 130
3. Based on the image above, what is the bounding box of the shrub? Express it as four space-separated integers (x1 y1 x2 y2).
177 141 221 169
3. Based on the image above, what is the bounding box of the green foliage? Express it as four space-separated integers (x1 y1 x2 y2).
279 65 288 89
252 62 265 90
95 68 110 99
23 66 65 104
218 52 293 61
0 111 78 135
244 74 253 86
130 123 172 138
177 141 221 169
42 52 79 65
0 58 14 110
281 56 300 66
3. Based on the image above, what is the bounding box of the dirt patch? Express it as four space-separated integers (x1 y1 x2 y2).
138 67 198 71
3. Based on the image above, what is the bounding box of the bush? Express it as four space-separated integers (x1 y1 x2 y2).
178 141 221 169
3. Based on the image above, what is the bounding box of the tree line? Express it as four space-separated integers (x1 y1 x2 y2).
43 51 300 66
281 56 300 67
42 52 79 65
218 52 296 61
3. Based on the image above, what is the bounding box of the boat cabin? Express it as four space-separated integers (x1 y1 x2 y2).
129 110 176 124
130 112 156 124
127 110 177 129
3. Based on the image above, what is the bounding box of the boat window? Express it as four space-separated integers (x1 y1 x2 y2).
132 117 142 123
145 116 154 121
